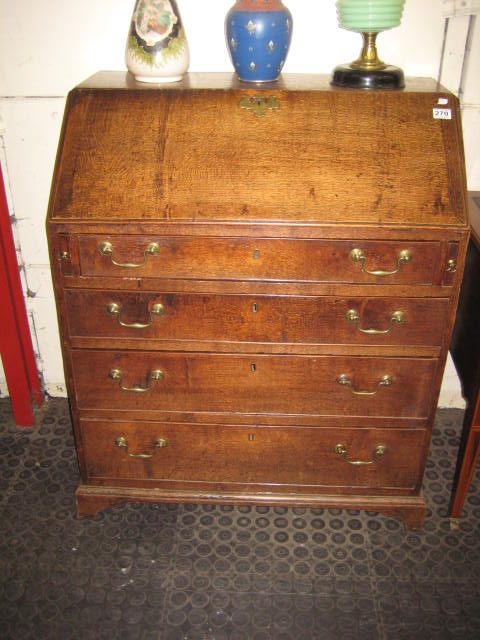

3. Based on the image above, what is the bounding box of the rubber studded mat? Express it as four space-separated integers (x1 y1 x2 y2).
1 398 480 639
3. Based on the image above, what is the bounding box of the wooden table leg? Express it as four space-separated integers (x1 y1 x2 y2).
450 394 480 525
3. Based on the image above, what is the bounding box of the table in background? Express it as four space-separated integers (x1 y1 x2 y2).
450 191 480 525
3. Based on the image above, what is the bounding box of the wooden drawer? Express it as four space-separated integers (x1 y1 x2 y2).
81 419 425 493
78 235 441 285
65 289 449 348
72 350 436 419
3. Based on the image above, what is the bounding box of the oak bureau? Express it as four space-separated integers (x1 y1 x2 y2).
47 72 469 528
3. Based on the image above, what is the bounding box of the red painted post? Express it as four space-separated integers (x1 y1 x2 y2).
0 161 43 425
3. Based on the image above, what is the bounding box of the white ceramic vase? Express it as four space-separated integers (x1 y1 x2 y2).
125 0 190 83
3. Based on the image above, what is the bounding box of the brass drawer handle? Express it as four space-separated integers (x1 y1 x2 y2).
334 443 386 466
337 373 393 396
345 309 405 335
106 302 165 329
349 248 413 277
98 240 160 268
446 259 457 273
115 435 167 459
109 368 164 393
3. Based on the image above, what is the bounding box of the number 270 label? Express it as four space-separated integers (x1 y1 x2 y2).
433 108 452 120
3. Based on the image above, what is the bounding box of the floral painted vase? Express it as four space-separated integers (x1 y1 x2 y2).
125 0 189 83
225 0 293 82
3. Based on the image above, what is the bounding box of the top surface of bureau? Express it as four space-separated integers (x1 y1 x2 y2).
47 72 468 231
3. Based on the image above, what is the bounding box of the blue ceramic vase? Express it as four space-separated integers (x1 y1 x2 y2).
225 0 293 83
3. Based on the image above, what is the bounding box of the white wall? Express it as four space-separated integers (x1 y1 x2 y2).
0 0 478 404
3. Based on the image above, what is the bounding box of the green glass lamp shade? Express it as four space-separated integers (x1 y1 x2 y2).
332 0 406 90
336 0 405 33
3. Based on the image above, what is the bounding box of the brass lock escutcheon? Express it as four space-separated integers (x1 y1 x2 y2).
98 240 160 269
109 368 164 393
334 443 386 466
115 436 167 459
239 95 280 118
337 373 393 396
349 248 413 277
106 302 165 329
345 309 405 335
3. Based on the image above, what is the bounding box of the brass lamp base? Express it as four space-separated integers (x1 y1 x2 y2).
332 32 405 90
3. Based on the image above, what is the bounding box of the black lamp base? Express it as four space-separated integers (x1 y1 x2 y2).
331 64 405 90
